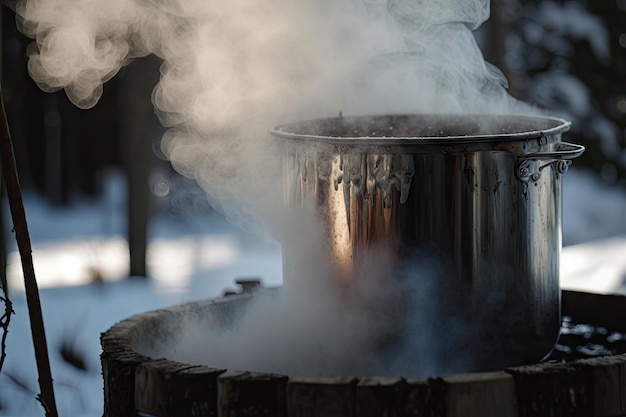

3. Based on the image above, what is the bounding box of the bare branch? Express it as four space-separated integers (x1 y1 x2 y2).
0 289 13 375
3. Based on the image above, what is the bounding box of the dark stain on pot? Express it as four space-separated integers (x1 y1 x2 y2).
493 180 502 194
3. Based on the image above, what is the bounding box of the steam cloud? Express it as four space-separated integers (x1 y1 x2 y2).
16 0 528 376
16 0 526 229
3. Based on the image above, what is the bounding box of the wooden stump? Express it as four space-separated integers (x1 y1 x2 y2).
135 359 225 417
100 290 626 417
217 371 288 417
575 355 626 417
443 372 516 417
506 362 590 417
100 316 152 417
286 377 356 417
354 377 406 417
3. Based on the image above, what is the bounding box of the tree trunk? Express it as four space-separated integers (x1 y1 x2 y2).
484 0 525 100
118 56 162 278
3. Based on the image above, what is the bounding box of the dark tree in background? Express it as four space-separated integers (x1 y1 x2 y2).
118 56 166 278
504 0 626 186
1 7 167 279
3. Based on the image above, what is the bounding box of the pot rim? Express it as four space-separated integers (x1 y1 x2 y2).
270 113 571 146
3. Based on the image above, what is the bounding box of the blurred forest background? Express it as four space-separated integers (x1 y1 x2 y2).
0 0 625 282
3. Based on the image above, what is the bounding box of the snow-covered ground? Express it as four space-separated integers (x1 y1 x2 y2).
0 167 625 417
561 169 626 294
0 170 284 417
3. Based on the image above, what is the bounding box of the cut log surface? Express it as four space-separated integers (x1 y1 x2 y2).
575 355 626 417
444 371 517 417
401 377 447 416
217 371 288 417
100 315 152 417
135 359 225 417
505 362 590 417
100 290 626 417
286 377 356 417
354 377 406 417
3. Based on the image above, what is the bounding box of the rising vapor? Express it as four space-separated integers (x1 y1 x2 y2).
14 0 529 376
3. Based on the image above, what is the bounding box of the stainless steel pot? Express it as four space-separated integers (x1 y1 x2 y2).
271 113 584 372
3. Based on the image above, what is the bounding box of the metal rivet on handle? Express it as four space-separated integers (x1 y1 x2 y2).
556 160 570 176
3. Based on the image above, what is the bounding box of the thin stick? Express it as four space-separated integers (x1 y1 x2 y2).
0 89 59 416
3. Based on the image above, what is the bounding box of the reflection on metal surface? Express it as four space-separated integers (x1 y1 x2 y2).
274 113 585 370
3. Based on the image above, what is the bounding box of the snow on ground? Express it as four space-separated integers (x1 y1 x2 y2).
562 168 626 294
0 167 625 416
0 170 283 417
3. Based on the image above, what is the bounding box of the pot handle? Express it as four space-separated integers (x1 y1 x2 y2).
521 141 585 161
515 141 585 182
